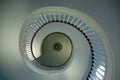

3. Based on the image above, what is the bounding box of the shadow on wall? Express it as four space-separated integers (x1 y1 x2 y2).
0 72 6 80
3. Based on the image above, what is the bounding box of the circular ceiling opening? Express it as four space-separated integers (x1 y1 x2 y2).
38 32 73 67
